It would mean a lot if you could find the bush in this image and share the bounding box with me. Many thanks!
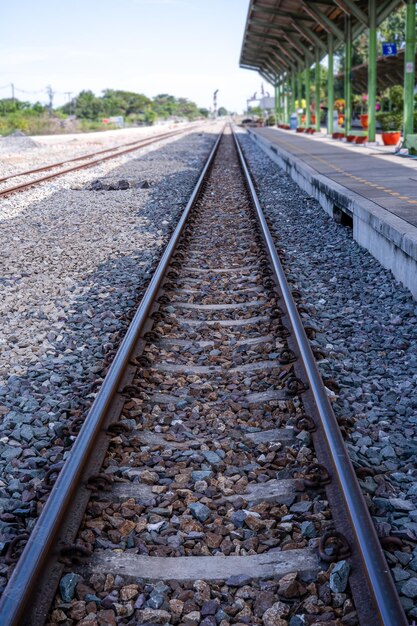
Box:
[376,111,402,132]
[389,85,404,110]
[266,115,276,126]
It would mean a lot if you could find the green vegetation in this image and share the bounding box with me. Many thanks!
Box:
[0,89,209,136]
[337,5,406,71]
[217,107,228,117]
[376,111,403,132]
[246,105,263,117]
[334,5,408,102]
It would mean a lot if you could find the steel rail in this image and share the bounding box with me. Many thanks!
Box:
[0,126,198,198]
[0,130,223,626]
[233,128,407,626]
[0,127,192,184]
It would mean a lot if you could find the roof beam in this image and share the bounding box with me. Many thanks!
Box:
[249,44,292,72]
[247,32,291,45]
[291,21,327,52]
[259,68,276,85]
[241,63,260,70]
[284,31,313,61]
[251,45,291,72]
[332,0,368,26]
[377,0,404,26]
[249,18,298,33]
[264,58,280,76]
[300,1,344,40]
[268,50,291,72]
[252,5,315,23]
[244,43,290,71]
[271,41,299,65]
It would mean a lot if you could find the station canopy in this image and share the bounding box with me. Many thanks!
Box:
[240,0,403,83]
[338,48,417,91]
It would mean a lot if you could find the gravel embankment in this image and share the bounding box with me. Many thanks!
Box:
[0,124,199,181]
[238,131,417,620]
[0,124,196,189]
[0,128,216,592]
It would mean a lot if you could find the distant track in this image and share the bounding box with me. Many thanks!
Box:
[0,125,198,198]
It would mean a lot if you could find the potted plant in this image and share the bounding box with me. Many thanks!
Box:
[376,112,402,145]
[355,134,368,145]
[360,94,368,129]
[334,99,345,127]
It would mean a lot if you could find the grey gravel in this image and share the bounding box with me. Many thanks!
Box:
[329,560,350,593]
[238,129,417,618]
[0,127,217,592]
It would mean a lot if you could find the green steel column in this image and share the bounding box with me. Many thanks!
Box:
[297,69,303,125]
[305,65,311,127]
[276,82,280,124]
[285,77,289,124]
[344,16,352,136]
[327,33,334,135]
[404,0,416,137]
[291,72,296,117]
[368,0,377,142]
[274,83,279,123]
[315,48,321,132]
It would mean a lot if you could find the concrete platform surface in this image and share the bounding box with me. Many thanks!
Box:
[248,127,417,299]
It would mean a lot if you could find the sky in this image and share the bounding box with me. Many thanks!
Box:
[0,0,270,113]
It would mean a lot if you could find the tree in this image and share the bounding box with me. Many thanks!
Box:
[152,94,178,119]
[198,108,210,118]
[379,6,406,46]
[73,90,103,119]
[101,90,151,116]
[217,107,228,116]
[247,105,263,117]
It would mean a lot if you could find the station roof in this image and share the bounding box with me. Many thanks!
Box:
[338,48,413,91]
[240,0,403,84]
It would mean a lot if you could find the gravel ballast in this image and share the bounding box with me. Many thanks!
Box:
[0,127,216,591]
[238,130,417,620]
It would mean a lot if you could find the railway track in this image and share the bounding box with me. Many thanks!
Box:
[0,127,406,626]
[0,125,198,198]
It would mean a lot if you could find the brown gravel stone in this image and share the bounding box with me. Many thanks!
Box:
[277,572,307,598]
[50,609,67,623]
[254,590,275,616]
[262,601,290,625]
[140,469,159,484]
[138,607,171,623]
[170,598,184,615]
[120,584,138,601]
[206,531,223,548]
[97,609,117,626]
[68,600,87,620]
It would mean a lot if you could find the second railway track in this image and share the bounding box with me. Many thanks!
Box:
[0,127,407,626]
[0,125,198,197]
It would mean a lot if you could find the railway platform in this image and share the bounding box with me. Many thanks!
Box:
[247,126,417,299]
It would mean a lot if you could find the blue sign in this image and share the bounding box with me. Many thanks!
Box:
[382,43,397,57]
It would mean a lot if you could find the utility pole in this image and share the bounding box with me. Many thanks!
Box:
[11,83,15,109]
[65,92,73,115]
[213,89,219,118]
[46,85,54,115]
